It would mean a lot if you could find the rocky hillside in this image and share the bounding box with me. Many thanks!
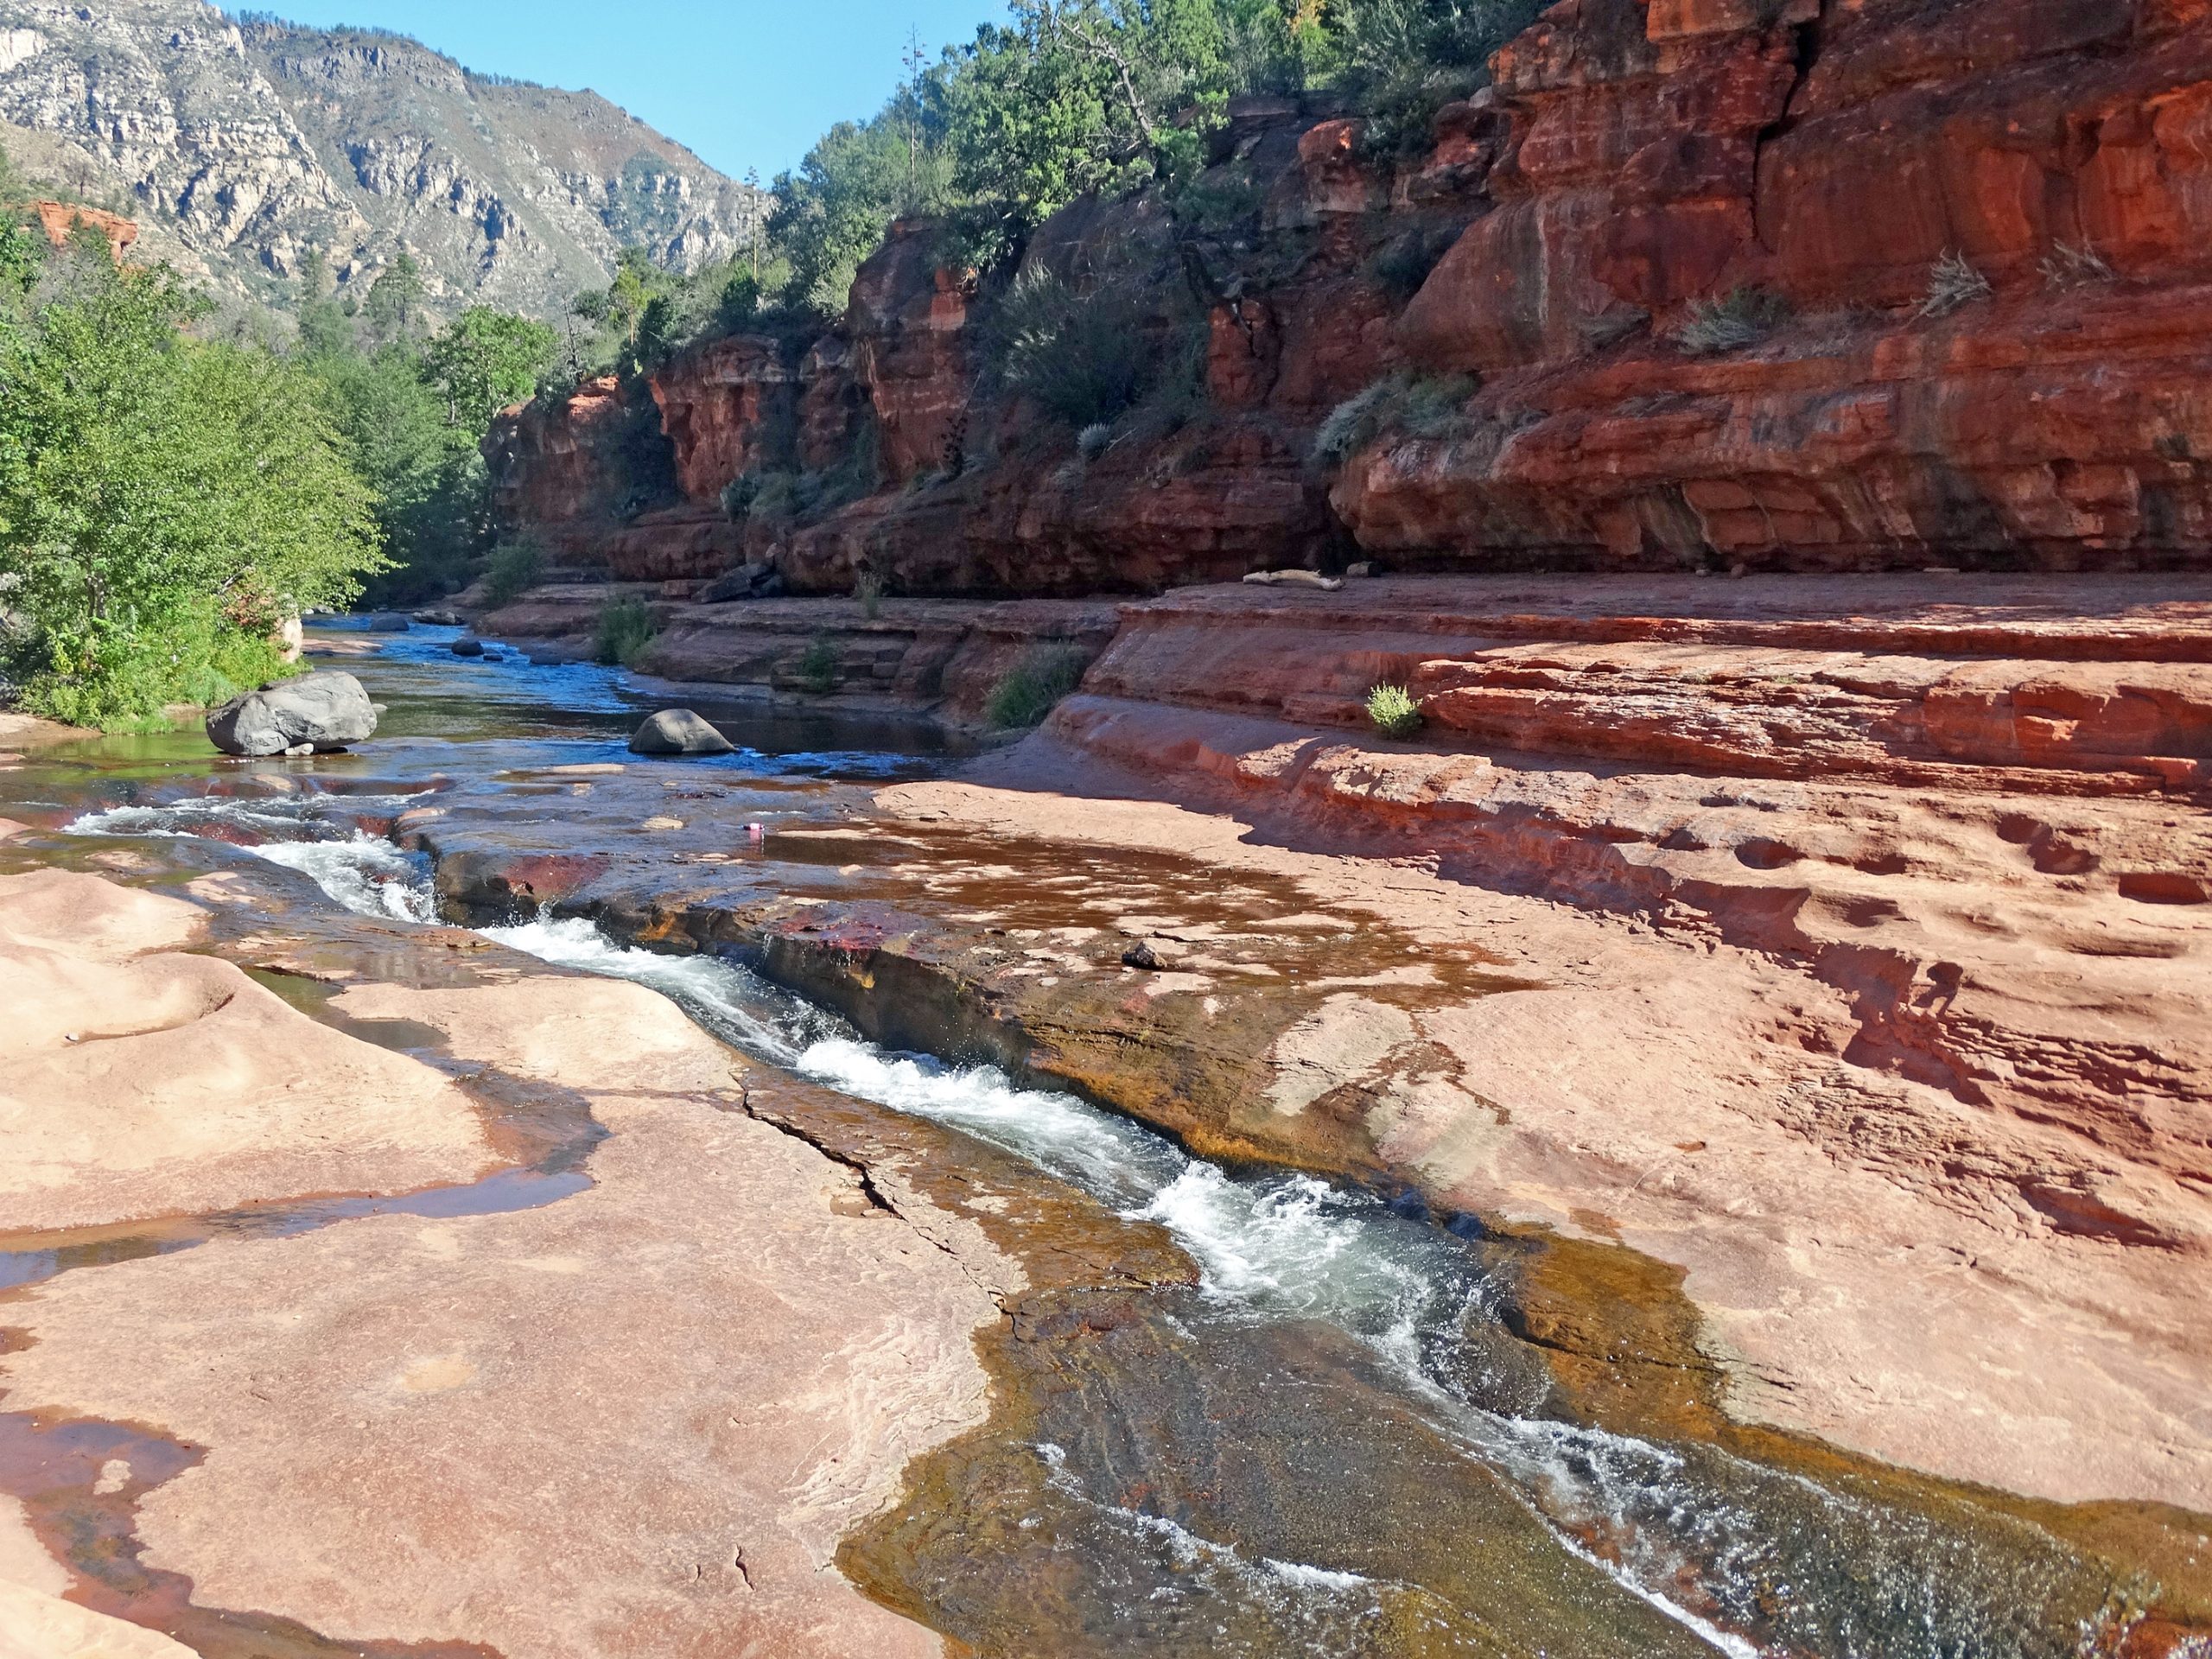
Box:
[0,0,761,320]
[488,0,2212,587]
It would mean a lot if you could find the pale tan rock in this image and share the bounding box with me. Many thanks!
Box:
[0,870,206,959]
[0,873,491,1230]
[0,1581,197,1659]
[0,1496,67,1596]
[2,976,1002,1659]
[880,745,2212,1512]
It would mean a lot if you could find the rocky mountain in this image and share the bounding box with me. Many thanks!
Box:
[0,0,762,321]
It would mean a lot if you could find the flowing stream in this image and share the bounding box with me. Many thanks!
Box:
[30,625,2164,1659]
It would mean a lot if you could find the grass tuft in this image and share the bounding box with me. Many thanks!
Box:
[592,596,656,668]
[795,632,839,694]
[987,645,1090,728]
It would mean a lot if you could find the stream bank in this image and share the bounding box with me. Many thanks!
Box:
[1,621,2208,1656]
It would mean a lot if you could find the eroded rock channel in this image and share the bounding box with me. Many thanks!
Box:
[1,623,2206,1658]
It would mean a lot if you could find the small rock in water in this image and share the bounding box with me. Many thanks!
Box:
[450,637,486,657]
[365,612,413,631]
[1121,936,1190,970]
[628,709,734,756]
[640,816,685,831]
[207,671,378,757]
[413,607,462,626]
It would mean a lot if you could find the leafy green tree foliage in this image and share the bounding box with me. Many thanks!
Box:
[361,252,426,345]
[295,246,354,358]
[767,109,950,320]
[308,344,487,607]
[423,307,559,429]
[0,251,382,727]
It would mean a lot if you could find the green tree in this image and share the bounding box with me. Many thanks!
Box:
[296,247,353,357]
[0,255,383,727]
[361,252,426,345]
[310,344,486,605]
[423,306,557,429]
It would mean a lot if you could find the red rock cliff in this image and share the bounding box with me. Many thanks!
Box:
[488,0,2212,592]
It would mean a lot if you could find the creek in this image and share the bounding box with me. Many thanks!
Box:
[0,623,2170,1659]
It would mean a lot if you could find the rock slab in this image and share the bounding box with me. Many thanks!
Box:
[206,671,378,757]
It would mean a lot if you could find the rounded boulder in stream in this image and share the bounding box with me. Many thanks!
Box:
[628,709,735,756]
[206,671,378,756]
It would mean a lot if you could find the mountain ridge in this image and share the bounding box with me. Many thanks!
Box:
[0,0,762,322]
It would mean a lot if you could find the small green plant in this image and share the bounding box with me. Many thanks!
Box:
[592,595,656,668]
[1673,287,1789,355]
[795,632,839,694]
[1077,421,1115,461]
[720,474,760,520]
[1314,372,1476,467]
[988,269,1202,433]
[854,569,884,620]
[987,644,1090,728]
[1918,251,1993,319]
[1366,683,1424,738]
[480,538,543,607]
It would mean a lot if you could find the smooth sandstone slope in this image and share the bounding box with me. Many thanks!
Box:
[0,869,493,1230]
[1,969,1004,1658]
[878,572,2212,1512]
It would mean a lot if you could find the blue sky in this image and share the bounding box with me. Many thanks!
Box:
[222,1,1004,179]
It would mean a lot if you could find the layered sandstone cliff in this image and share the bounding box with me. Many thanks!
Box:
[486,0,2212,592]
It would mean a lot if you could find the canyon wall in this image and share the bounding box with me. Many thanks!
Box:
[486,0,2212,593]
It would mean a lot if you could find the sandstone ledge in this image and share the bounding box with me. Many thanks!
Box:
[0,890,1007,1656]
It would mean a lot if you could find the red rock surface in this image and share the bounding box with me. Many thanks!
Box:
[482,376,639,563]
[476,587,1120,727]
[888,569,2212,1510]
[486,0,2212,589]
[649,334,798,502]
[31,200,137,261]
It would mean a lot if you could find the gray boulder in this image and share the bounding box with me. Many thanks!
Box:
[413,607,462,626]
[628,709,734,756]
[207,671,378,757]
[697,563,785,604]
[365,612,413,631]
[450,636,486,657]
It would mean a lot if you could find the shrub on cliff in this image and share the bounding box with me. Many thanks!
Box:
[0,248,382,728]
[592,596,656,669]
[1672,287,1790,355]
[480,538,543,608]
[1919,251,1993,320]
[987,644,1090,728]
[1314,372,1476,467]
[1365,683,1423,737]
[990,267,1203,432]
